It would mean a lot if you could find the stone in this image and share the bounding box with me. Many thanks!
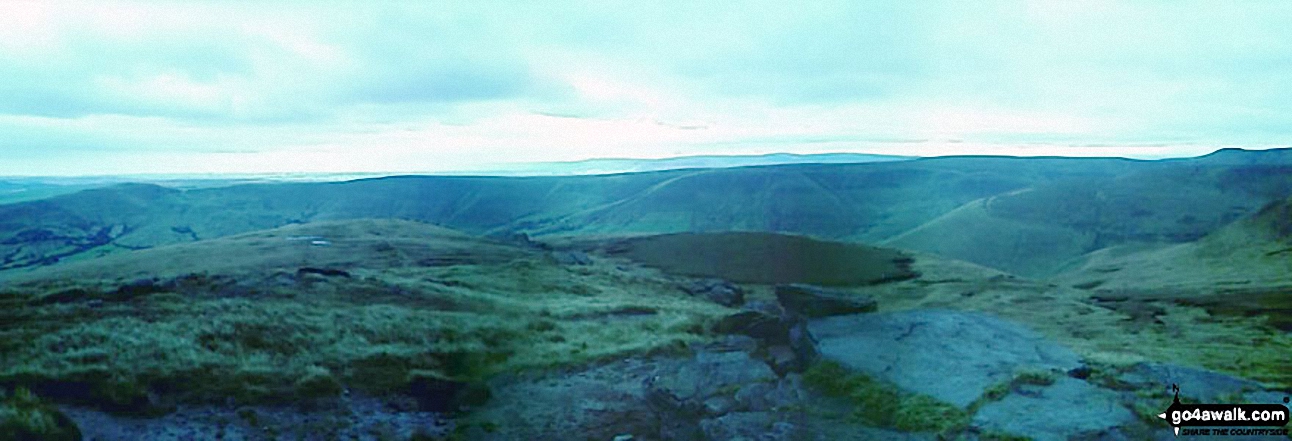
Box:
[552,250,594,266]
[775,284,877,318]
[972,377,1135,441]
[734,382,775,412]
[1115,362,1264,403]
[698,412,784,441]
[786,321,818,368]
[764,345,801,376]
[702,395,736,416]
[708,335,760,353]
[646,351,777,405]
[681,278,745,307]
[808,309,1083,408]
[714,310,789,345]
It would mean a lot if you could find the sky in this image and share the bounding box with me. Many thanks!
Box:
[2,1,1291,175]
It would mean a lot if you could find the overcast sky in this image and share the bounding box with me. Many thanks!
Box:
[2,1,1290,175]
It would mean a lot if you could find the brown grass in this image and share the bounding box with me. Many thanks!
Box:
[597,231,917,286]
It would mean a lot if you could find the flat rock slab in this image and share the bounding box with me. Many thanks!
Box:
[1116,362,1266,403]
[776,283,877,318]
[808,309,1082,408]
[972,377,1135,441]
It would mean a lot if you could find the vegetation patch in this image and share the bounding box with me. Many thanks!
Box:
[804,361,969,434]
[0,387,81,441]
[602,231,918,286]
[0,227,729,413]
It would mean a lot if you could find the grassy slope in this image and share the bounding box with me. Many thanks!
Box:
[1055,198,1292,294]
[524,158,1124,241]
[828,251,1292,389]
[2,150,1290,278]
[883,195,1094,277]
[882,163,1292,276]
[0,220,730,410]
[0,183,94,205]
[575,227,1290,390]
[1052,196,1292,330]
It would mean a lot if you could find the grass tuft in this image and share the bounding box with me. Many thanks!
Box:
[804,361,969,433]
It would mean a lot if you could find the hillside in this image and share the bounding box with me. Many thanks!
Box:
[2,149,1291,278]
[0,220,736,415]
[2,222,1289,439]
[587,231,918,286]
[883,162,1289,276]
[451,152,914,176]
[0,219,529,287]
[1054,196,1292,330]
[1055,195,1292,293]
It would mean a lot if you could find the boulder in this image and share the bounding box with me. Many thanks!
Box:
[775,284,876,318]
[708,335,759,353]
[808,309,1083,408]
[1114,362,1264,403]
[714,301,816,374]
[698,412,797,441]
[645,351,777,408]
[714,310,788,345]
[764,346,801,376]
[681,278,745,307]
[972,377,1135,441]
[552,250,594,266]
[787,321,818,368]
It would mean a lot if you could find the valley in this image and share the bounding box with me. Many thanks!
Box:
[0,149,1289,440]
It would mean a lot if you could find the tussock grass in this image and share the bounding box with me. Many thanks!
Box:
[0,221,731,411]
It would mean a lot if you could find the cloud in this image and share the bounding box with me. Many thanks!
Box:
[0,2,538,123]
[1,0,1291,175]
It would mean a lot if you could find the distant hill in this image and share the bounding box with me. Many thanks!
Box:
[882,159,1290,276]
[1051,195,1292,332]
[450,152,914,176]
[1184,147,1292,165]
[1,148,1290,277]
[0,179,97,205]
[1055,195,1292,293]
[1,218,529,287]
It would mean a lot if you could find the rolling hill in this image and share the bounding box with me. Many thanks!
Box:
[1055,195,1292,294]
[1,148,1290,278]
[2,215,1289,438]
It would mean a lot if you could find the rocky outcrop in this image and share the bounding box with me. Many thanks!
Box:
[971,376,1134,441]
[465,348,816,441]
[712,301,817,375]
[775,284,877,318]
[808,309,1083,408]
[1112,362,1266,403]
[551,250,593,266]
[680,278,744,307]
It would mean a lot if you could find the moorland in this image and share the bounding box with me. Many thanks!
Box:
[0,148,1289,440]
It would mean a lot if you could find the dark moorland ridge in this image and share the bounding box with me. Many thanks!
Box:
[1,147,1290,278]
